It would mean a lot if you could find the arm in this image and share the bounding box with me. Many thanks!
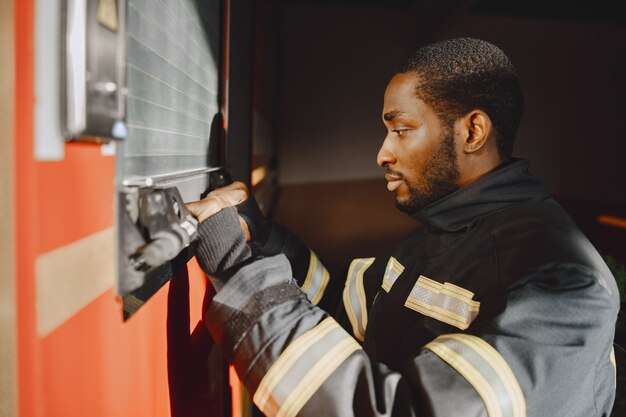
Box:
[194,208,419,416]
[193,208,618,417]
[188,183,336,308]
[235,194,333,307]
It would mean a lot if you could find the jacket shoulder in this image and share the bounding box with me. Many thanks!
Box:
[485,198,616,291]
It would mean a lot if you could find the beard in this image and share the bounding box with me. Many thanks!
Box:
[394,128,460,215]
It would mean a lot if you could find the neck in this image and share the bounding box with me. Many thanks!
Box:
[458,161,505,187]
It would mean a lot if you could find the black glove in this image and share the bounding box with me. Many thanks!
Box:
[235,196,300,259]
[235,195,271,250]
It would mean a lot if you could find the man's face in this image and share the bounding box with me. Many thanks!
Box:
[378,72,460,214]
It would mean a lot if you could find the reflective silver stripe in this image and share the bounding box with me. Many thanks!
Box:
[381,256,405,292]
[405,275,480,330]
[301,249,330,305]
[610,347,616,390]
[425,334,526,417]
[253,317,361,417]
[343,258,375,341]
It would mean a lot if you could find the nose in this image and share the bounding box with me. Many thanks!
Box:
[377,135,396,168]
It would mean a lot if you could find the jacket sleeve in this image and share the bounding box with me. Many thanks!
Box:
[203,254,425,417]
[261,221,332,306]
[235,194,334,308]
[202,253,618,417]
[251,220,390,340]
[416,262,618,417]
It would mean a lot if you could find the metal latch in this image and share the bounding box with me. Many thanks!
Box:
[128,187,198,272]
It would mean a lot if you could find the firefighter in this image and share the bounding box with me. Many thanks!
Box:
[187,38,619,417]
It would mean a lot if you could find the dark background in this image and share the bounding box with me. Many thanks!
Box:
[244,0,626,266]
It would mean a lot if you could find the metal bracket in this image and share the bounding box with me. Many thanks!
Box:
[128,187,198,272]
[117,168,232,320]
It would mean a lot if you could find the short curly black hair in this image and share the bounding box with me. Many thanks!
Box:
[399,38,524,161]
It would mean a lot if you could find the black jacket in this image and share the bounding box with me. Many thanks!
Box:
[197,159,619,417]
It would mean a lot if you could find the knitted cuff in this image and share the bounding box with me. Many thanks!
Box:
[195,207,251,290]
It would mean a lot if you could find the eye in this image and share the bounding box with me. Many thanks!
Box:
[393,129,410,136]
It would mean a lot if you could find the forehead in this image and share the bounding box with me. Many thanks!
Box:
[382,72,426,119]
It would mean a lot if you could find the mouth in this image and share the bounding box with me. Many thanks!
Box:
[385,172,403,192]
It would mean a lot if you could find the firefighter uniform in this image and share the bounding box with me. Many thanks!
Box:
[195,159,619,417]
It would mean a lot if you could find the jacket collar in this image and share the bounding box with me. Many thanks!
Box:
[411,159,551,232]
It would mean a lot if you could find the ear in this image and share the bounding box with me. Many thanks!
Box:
[462,111,492,154]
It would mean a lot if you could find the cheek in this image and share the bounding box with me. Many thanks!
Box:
[398,131,437,181]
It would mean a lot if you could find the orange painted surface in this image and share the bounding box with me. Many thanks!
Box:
[229,367,243,417]
[39,259,208,417]
[40,288,170,417]
[14,1,211,416]
[37,144,115,254]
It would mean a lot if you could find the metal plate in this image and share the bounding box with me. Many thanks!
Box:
[62,0,126,140]
[120,0,221,181]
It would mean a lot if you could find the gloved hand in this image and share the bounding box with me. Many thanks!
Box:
[187,181,251,240]
[186,182,253,290]
[186,181,294,282]
[234,195,272,252]
[187,180,275,251]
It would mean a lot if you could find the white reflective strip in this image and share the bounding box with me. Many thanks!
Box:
[405,275,480,330]
[425,334,526,417]
[381,256,405,292]
[342,258,375,341]
[301,249,330,305]
[254,318,361,417]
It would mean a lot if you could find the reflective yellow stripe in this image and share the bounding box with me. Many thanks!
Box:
[405,300,476,329]
[253,318,361,417]
[427,341,502,417]
[454,334,525,417]
[278,336,360,417]
[254,318,336,410]
[381,256,405,292]
[311,268,329,305]
[301,249,330,305]
[405,275,480,330]
[610,347,616,390]
[342,258,375,341]
[425,334,526,417]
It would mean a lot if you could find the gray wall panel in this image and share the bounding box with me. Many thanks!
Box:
[121,0,220,182]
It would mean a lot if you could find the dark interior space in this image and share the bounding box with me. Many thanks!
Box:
[250,0,626,266]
